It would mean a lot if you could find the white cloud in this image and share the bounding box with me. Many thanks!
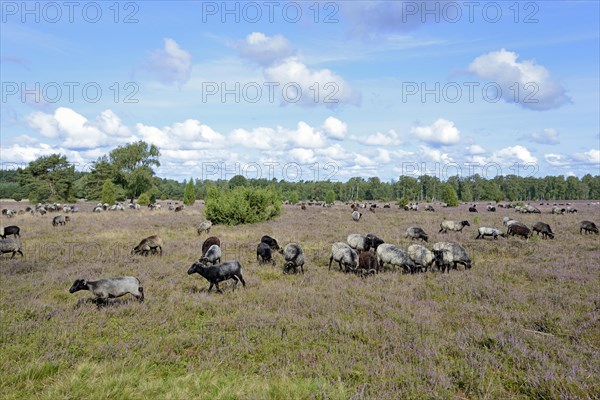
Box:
[530,128,559,145]
[136,119,225,150]
[411,119,460,146]
[264,57,360,107]
[466,144,486,154]
[468,49,570,110]
[544,153,568,167]
[419,145,453,163]
[236,32,295,65]
[353,129,402,146]
[490,145,538,165]
[289,148,316,164]
[574,149,600,165]
[145,38,192,85]
[322,116,347,140]
[26,107,133,149]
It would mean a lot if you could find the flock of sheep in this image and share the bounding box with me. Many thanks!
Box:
[1,200,598,305]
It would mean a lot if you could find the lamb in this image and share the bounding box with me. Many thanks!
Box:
[202,236,221,256]
[476,227,506,240]
[376,243,416,273]
[200,244,222,265]
[131,235,163,256]
[69,276,144,303]
[351,210,362,222]
[187,260,246,293]
[405,226,428,242]
[347,234,371,252]
[407,244,434,272]
[197,220,212,235]
[580,221,598,235]
[432,242,471,273]
[257,242,276,265]
[1,225,20,238]
[328,242,359,273]
[365,233,385,251]
[283,243,305,274]
[507,223,532,240]
[0,238,23,258]
[260,235,281,251]
[532,222,554,239]
[358,251,378,276]
[439,220,470,233]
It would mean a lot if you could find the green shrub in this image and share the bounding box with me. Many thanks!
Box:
[325,190,335,205]
[101,179,116,205]
[137,192,151,206]
[443,184,459,207]
[397,197,409,208]
[205,186,281,225]
[183,179,196,206]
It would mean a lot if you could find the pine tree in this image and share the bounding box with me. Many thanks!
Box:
[443,183,459,207]
[101,179,116,205]
[183,178,196,206]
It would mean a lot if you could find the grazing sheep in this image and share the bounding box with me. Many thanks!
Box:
[551,206,565,215]
[476,227,506,240]
[0,238,23,258]
[358,251,378,276]
[283,243,305,274]
[301,204,306,210]
[352,210,362,222]
[580,221,599,234]
[424,205,435,212]
[376,244,416,273]
[187,260,246,293]
[37,207,47,215]
[486,205,496,212]
[93,206,103,213]
[69,276,144,303]
[502,216,513,226]
[405,227,428,242]
[365,233,385,251]
[132,235,163,256]
[439,220,470,233]
[521,204,541,214]
[202,236,221,256]
[369,205,376,213]
[507,224,532,240]
[52,215,68,226]
[257,242,276,265]
[260,235,281,251]
[469,205,478,213]
[407,244,435,272]
[383,203,391,209]
[432,242,471,273]
[174,205,185,212]
[1,225,20,238]
[347,234,371,252]
[200,244,222,265]
[532,222,554,239]
[329,242,359,273]
[197,220,212,235]
[566,206,578,214]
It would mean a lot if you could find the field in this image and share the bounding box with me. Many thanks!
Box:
[1,200,599,399]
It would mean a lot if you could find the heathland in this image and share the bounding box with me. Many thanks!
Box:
[1,200,598,399]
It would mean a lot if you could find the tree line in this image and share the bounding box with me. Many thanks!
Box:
[1,141,599,204]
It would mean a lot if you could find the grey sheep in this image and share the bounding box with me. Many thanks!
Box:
[202,236,221,256]
[439,220,470,233]
[502,216,513,226]
[532,222,554,239]
[351,210,362,222]
[132,235,163,256]
[580,221,598,234]
[347,234,371,252]
[407,244,434,272]
[432,242,471,273]
[257,242,276,265]
[405,226,429,242]
[197,220,212,235]
[187,260,246,293]
[69,276,144,304]
[376,243,416,273]
[200,244,222,265]
[329,242,359,273]
[283,243,305,274]
[476,227,506,240]
[52,215,69,226]
[0,238,23,258]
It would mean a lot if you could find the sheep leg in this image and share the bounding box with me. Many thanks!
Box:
[237,274,246,287]
[215,282,223,293]
[328,256,333,270]
[231,276,239,291]
[208,282,214,292]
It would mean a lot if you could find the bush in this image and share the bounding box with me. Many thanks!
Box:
[443,184,459,207]
[205,186,281,225]
[137,192,151,206]
[101,179,116,205]
[325,190,335,205]
[183,179,196,206]
[397,197,409,208]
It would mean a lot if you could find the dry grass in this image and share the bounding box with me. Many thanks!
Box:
[1,200,599,399]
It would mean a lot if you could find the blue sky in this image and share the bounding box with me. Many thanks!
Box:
[1,0,599,182]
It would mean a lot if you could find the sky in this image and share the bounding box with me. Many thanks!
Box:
[1,0,599,183]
